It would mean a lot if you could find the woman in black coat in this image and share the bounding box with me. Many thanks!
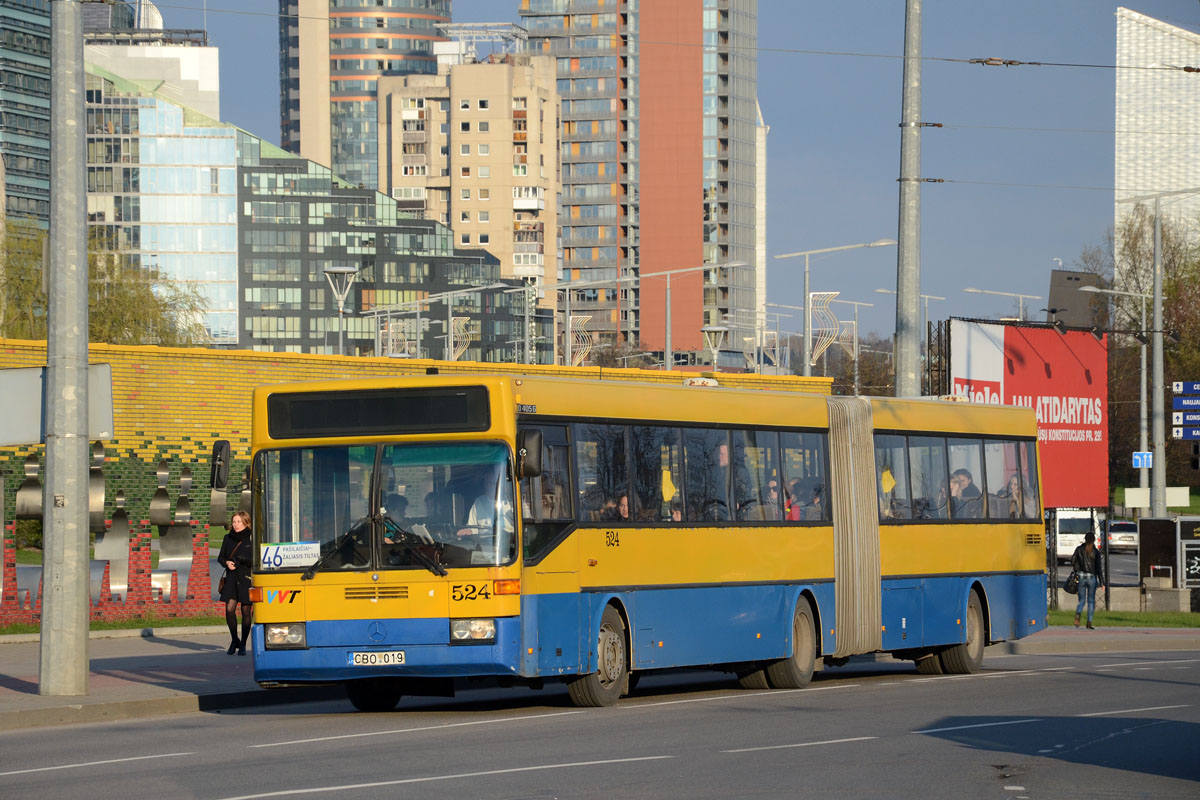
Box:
[217,510,253,655]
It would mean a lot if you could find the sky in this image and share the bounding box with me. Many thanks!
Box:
[158,0,1200,339]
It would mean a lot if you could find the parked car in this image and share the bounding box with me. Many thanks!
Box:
[1106,520,1139,553]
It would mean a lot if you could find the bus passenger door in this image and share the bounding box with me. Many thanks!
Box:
[518,424,582,675]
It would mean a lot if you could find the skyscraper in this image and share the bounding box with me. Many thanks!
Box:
[0,0,51,225]
[520,0,760,366]
[1115,7,1200,285]
[279,0,450,190]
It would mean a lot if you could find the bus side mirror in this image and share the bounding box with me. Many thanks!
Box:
[210,440,231,490]
[516,429,542,479]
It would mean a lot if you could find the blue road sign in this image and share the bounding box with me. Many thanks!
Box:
[1174,397,1200,410]
[1172,427,1200,440]
[1174,411,1200,426]
[1132,451,1153,469]
[1172,381,1200,394]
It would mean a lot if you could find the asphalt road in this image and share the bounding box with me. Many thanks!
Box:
[1,650,1196,799]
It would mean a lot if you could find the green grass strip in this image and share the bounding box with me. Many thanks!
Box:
[1048,609,1200,628]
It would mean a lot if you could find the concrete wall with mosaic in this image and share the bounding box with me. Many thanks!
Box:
[0,337,832,623]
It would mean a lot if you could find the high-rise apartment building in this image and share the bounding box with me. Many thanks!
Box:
[520,0,760,366]
[1115,7,1200,286]
[376,50,559,293]
[279,0,450,190]
[0,0,51,225]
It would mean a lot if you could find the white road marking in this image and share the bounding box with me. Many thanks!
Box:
[1094,658,1200,668]
[250,711,584,748]
[0,752,194,777]
[219,755,674,799]
[1003,786,1026,792]
[630,684,858,708]
[1077,704,1190,718]
[913,719,1041,734]
[723,736,877,753]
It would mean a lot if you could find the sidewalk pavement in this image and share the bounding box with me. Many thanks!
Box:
[1,625,1198,732]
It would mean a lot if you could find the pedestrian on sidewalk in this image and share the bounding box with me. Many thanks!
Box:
[1071,531,1105,630]
[218,510,254,655]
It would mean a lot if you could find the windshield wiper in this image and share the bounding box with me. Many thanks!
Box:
[301,515,370,581]
[380,514,447,576]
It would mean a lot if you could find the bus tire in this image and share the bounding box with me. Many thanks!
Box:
[736,666,771,690]
[345,677,403,712]
[766,597,816,689]
[915,652,944,674]
[567,605,628,707]
[939,591,985,674]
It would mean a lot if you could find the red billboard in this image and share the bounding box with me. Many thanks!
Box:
[950,319,1109,508]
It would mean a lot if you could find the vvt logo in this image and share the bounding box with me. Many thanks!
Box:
[266,589,300,604]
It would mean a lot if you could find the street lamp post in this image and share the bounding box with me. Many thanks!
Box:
[962,287,1042,321]
[643,261,748,370]
[324,265,359,356]
[774,239,896,377]
[363,283,507,359]
[1080,285,1150,492]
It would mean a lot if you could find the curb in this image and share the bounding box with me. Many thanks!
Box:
[0,626,228,646]
[0,684,345,733]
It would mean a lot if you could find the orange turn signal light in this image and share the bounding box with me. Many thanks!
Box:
[494,579,521,595]
[248,587,263,603]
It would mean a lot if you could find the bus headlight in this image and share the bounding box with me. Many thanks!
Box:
[450,618,495,643]
[264,622,307,649]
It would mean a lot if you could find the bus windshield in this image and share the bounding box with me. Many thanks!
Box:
[256,442,517,572]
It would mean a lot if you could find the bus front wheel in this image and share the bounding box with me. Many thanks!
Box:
[766,597,816,689]
[345,677,403,712]
[567,605,628,707]
[939,592,985,674]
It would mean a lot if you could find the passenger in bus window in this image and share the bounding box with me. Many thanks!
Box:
[763,480,782,520]
[950,469,983,519]
[805,482,826,521]
[604,494,630,522]
[669,498,683,522]
[786,478,805,521]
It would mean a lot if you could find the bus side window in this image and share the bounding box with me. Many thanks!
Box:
[874,434,910,521]
[781,431,829,522]
[631,425,684,522]
[908,436,949,520]
[1020,440,1041,517]
[574,423,629,523]
[521,426,575,562]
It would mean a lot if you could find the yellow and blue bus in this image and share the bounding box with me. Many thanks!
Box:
[227,373,1046,710]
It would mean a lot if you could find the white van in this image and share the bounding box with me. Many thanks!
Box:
[1054,508,1103,564]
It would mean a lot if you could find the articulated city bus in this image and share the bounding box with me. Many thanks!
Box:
[217,373,1046,710]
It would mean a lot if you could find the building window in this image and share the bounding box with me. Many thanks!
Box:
[460,144,470,156]
[479,121,489,133]
[461,167,471,177]
[479,210,490,223]
[479,188,490,200]
[460,233,470,244]
[459,99,470,110]
[480,233,490,244]
[460,211,470,222]
[478,99,489,110]
[513,164,527,176]
[460,121,470,133]
[461,188,471,200]
[479,166,490,179]
[478,143,490,156]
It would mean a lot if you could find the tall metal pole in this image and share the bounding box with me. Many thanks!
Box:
[895,0,923,397]
[853,306,861,396]
[42,0,90,696]
[337,300,344,356]
[523,282,532,364]
[1139,297,1148,491]
[415,302,421,359]
[564,287,572,367]
[446,299,454,361]
[665,275,673,370]
[1151,197,1166,517]
[802,254,812,377]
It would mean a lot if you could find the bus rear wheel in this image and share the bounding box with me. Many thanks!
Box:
[766,597,816,689]
[345,677,403,712]
[939,592,985,674]
[567,605,628,707]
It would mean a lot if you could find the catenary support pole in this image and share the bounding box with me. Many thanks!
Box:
[894,0,923,397]
[42,0,90,696]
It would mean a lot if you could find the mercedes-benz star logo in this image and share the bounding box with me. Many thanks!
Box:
[367,621,386,642]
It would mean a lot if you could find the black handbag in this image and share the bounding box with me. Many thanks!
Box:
[1064,570,1079,595]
